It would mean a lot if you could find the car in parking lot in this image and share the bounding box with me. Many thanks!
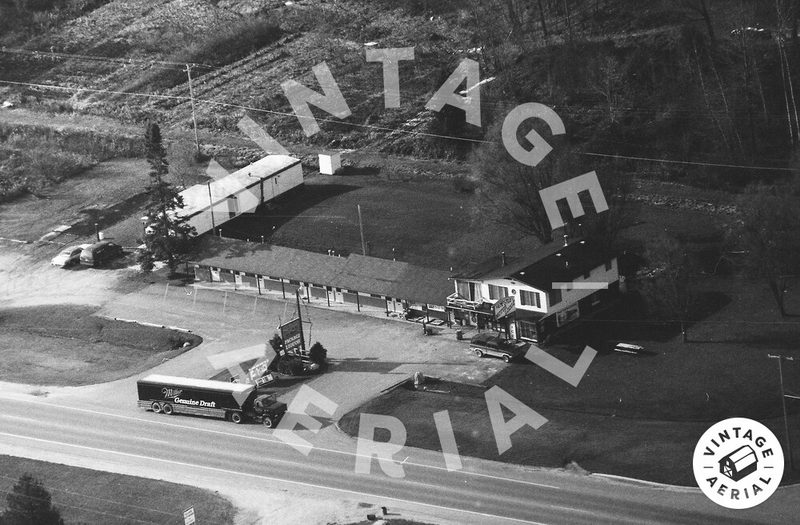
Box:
[50,244,91,267]
[79,241,124,267]
[469,333,528,363]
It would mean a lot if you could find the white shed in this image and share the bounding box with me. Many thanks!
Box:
[319,152,342,175]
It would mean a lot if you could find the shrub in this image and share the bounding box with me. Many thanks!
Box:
[268,333,284,353]
[309,341,327,367]
[277,355,304,376]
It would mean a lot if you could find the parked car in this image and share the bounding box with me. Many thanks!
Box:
[469,333,528,363]
[50,244,91,267]
[79,241,124,267]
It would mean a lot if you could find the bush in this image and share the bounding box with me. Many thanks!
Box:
[277,355,304,376]
[268,333,284,353]
[309,341,327,367]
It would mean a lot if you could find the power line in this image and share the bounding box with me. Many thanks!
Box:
[0,46,215,70]
[582,151,796,172]
[0,78,796,172]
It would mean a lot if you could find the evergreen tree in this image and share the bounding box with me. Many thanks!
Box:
[143,122,195,275]
[0,474,64,525]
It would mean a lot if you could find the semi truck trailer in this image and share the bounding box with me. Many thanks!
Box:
[137,374,287,427]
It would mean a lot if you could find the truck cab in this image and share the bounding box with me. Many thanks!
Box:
[251,393,287,428]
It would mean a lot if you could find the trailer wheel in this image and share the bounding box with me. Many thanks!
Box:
[474,349,483,358]
[151,402,162,413]
[262,416,274,428]
[161,403,174,415]
[503,354,511,363]
[230,412,243,424]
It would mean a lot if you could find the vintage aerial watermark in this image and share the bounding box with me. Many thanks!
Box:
[693,418,784,509]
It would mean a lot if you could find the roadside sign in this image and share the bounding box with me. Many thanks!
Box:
[255,373,275,387]
[248,359,271,382]
[493,296,516,319]
[280,317,304,355]
[183,507,195,525]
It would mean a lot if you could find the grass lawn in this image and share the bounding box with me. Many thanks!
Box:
[0,305,201,385]
[339,279,800,486]
[218,173,542,272]
[0,455,235,525]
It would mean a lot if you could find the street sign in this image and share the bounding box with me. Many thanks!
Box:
[280,317,304,355]
[183,507,196,525]
[493,295,516,319]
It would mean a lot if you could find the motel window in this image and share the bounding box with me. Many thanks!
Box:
[550,288,562,305]
[488,284,509,300]
[520,290,541,308]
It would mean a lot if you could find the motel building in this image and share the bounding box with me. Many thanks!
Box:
[446,238,620,343]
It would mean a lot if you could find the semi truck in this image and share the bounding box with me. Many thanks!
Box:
[137,374,287,427]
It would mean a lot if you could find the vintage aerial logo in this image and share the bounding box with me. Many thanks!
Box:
[693,417,784,509]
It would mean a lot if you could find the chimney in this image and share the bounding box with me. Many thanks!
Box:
[500,251,506,266]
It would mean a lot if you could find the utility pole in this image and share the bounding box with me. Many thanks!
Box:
[768,353,796,470]
[186,63,200,156]
[357,204,366,256]
[207,181,216,235]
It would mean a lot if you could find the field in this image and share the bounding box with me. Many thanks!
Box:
[0,305,200,386]
[339,279,800,486]
[0,455,235,525]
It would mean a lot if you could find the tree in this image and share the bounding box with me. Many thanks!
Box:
[640,236,699,343]
[471,118,631,250]
[470,119,573,244]
[143,122,195,275]
[136,248,155,273]
[0,474,63,525]
[676,0,715,42]
[735,182,800,316]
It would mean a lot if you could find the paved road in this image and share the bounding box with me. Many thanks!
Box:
[0,391,793,525]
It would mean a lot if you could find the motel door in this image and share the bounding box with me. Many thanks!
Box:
[334,288,344,303]
[210,268,221,282]
[234,273,243,287]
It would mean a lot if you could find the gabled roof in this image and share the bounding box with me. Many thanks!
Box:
[454,238,614,292]
[195,241,453,306]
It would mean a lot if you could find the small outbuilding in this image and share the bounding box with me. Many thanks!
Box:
[318,152,342,175]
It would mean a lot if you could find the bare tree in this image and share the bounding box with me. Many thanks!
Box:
[735,181,800,316]
[640,236,700,343]
[677,0,716,41]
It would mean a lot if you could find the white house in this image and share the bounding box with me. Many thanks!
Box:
[177,155,303,236]
[446,238,619,342]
